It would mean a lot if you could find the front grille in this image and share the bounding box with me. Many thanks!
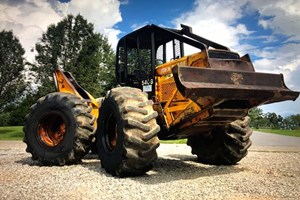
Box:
[160,82,176,102]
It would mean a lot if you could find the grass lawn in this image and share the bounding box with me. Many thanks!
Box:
[1,126,299,141]
[160,139,187,144]
[0,126,23,140]
[0,126,188,143]
[255,129,300,137]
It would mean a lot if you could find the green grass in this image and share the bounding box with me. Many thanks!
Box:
[160,139,187,144]
[0,126,188,143]
[1,126,299,141]
[255,129,300,137]
[0,126,23,140]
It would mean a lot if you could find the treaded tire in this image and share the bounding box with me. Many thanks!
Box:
[23,92,96,166]
[187,116,252,165]
[96,87,160,177]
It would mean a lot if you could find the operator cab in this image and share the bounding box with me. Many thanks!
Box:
[115,24,231,97]
[115,26,156,95]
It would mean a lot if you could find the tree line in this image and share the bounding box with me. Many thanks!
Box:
[249,107,300,130]
[0,14,116,126]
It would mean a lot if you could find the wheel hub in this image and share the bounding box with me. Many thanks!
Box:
[38,113,66,147]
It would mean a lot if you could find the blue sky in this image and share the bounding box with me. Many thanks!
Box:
[1,0,299,116]
[117,0,195,35]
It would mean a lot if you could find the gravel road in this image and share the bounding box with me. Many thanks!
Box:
[1,134,300,200]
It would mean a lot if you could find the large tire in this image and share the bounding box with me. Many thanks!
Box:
[187,116,252,165]
[96,87,160,177]
[23,92,96,165]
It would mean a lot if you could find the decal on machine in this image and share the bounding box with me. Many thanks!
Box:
[142,79,153,92]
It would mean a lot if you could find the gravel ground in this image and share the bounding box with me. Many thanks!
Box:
[0,141,300,200]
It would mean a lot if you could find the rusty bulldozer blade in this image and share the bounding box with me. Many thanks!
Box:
[173,65,299,109]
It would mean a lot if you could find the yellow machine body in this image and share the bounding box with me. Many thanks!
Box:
[155,52,208,130]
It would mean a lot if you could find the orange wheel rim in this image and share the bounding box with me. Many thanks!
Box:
[38,113,67,147]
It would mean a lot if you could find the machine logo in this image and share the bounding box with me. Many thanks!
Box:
[231,73,243,85]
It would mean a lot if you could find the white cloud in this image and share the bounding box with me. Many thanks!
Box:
[59,0,121,30]
[172,0,250,50]
[258,19,269,29]
[0,0,122,62]
[59,0,122,49]
[253,43,300,90]
[0,0,62,61]
[103,28,122,50]
[247,0,300,115]
[249,0,300,40]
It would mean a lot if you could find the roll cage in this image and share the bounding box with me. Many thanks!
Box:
[115,24,230,96]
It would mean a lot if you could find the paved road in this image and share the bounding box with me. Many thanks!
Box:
[250,131,300,152]
[251,131,300,146]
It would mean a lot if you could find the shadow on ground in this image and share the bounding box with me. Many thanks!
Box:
[83,153,246,183]
[133,154,247,184]
[16,153,247,183]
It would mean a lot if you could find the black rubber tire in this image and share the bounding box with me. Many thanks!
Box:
[187,116,252,165]
[23,92,96,165]
[96,87,160,177]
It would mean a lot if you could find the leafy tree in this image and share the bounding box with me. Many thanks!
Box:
[264,112,280,129]
[248,107,264,128]
[0,30,27,112]
[277,115,283,128]
[2,92,37,126]
[262,112,284,129]
[291,114,300,129]
[281,118,291,130]
[33,14,116,97]
[285,114,300,130]
[249,107,300,130]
